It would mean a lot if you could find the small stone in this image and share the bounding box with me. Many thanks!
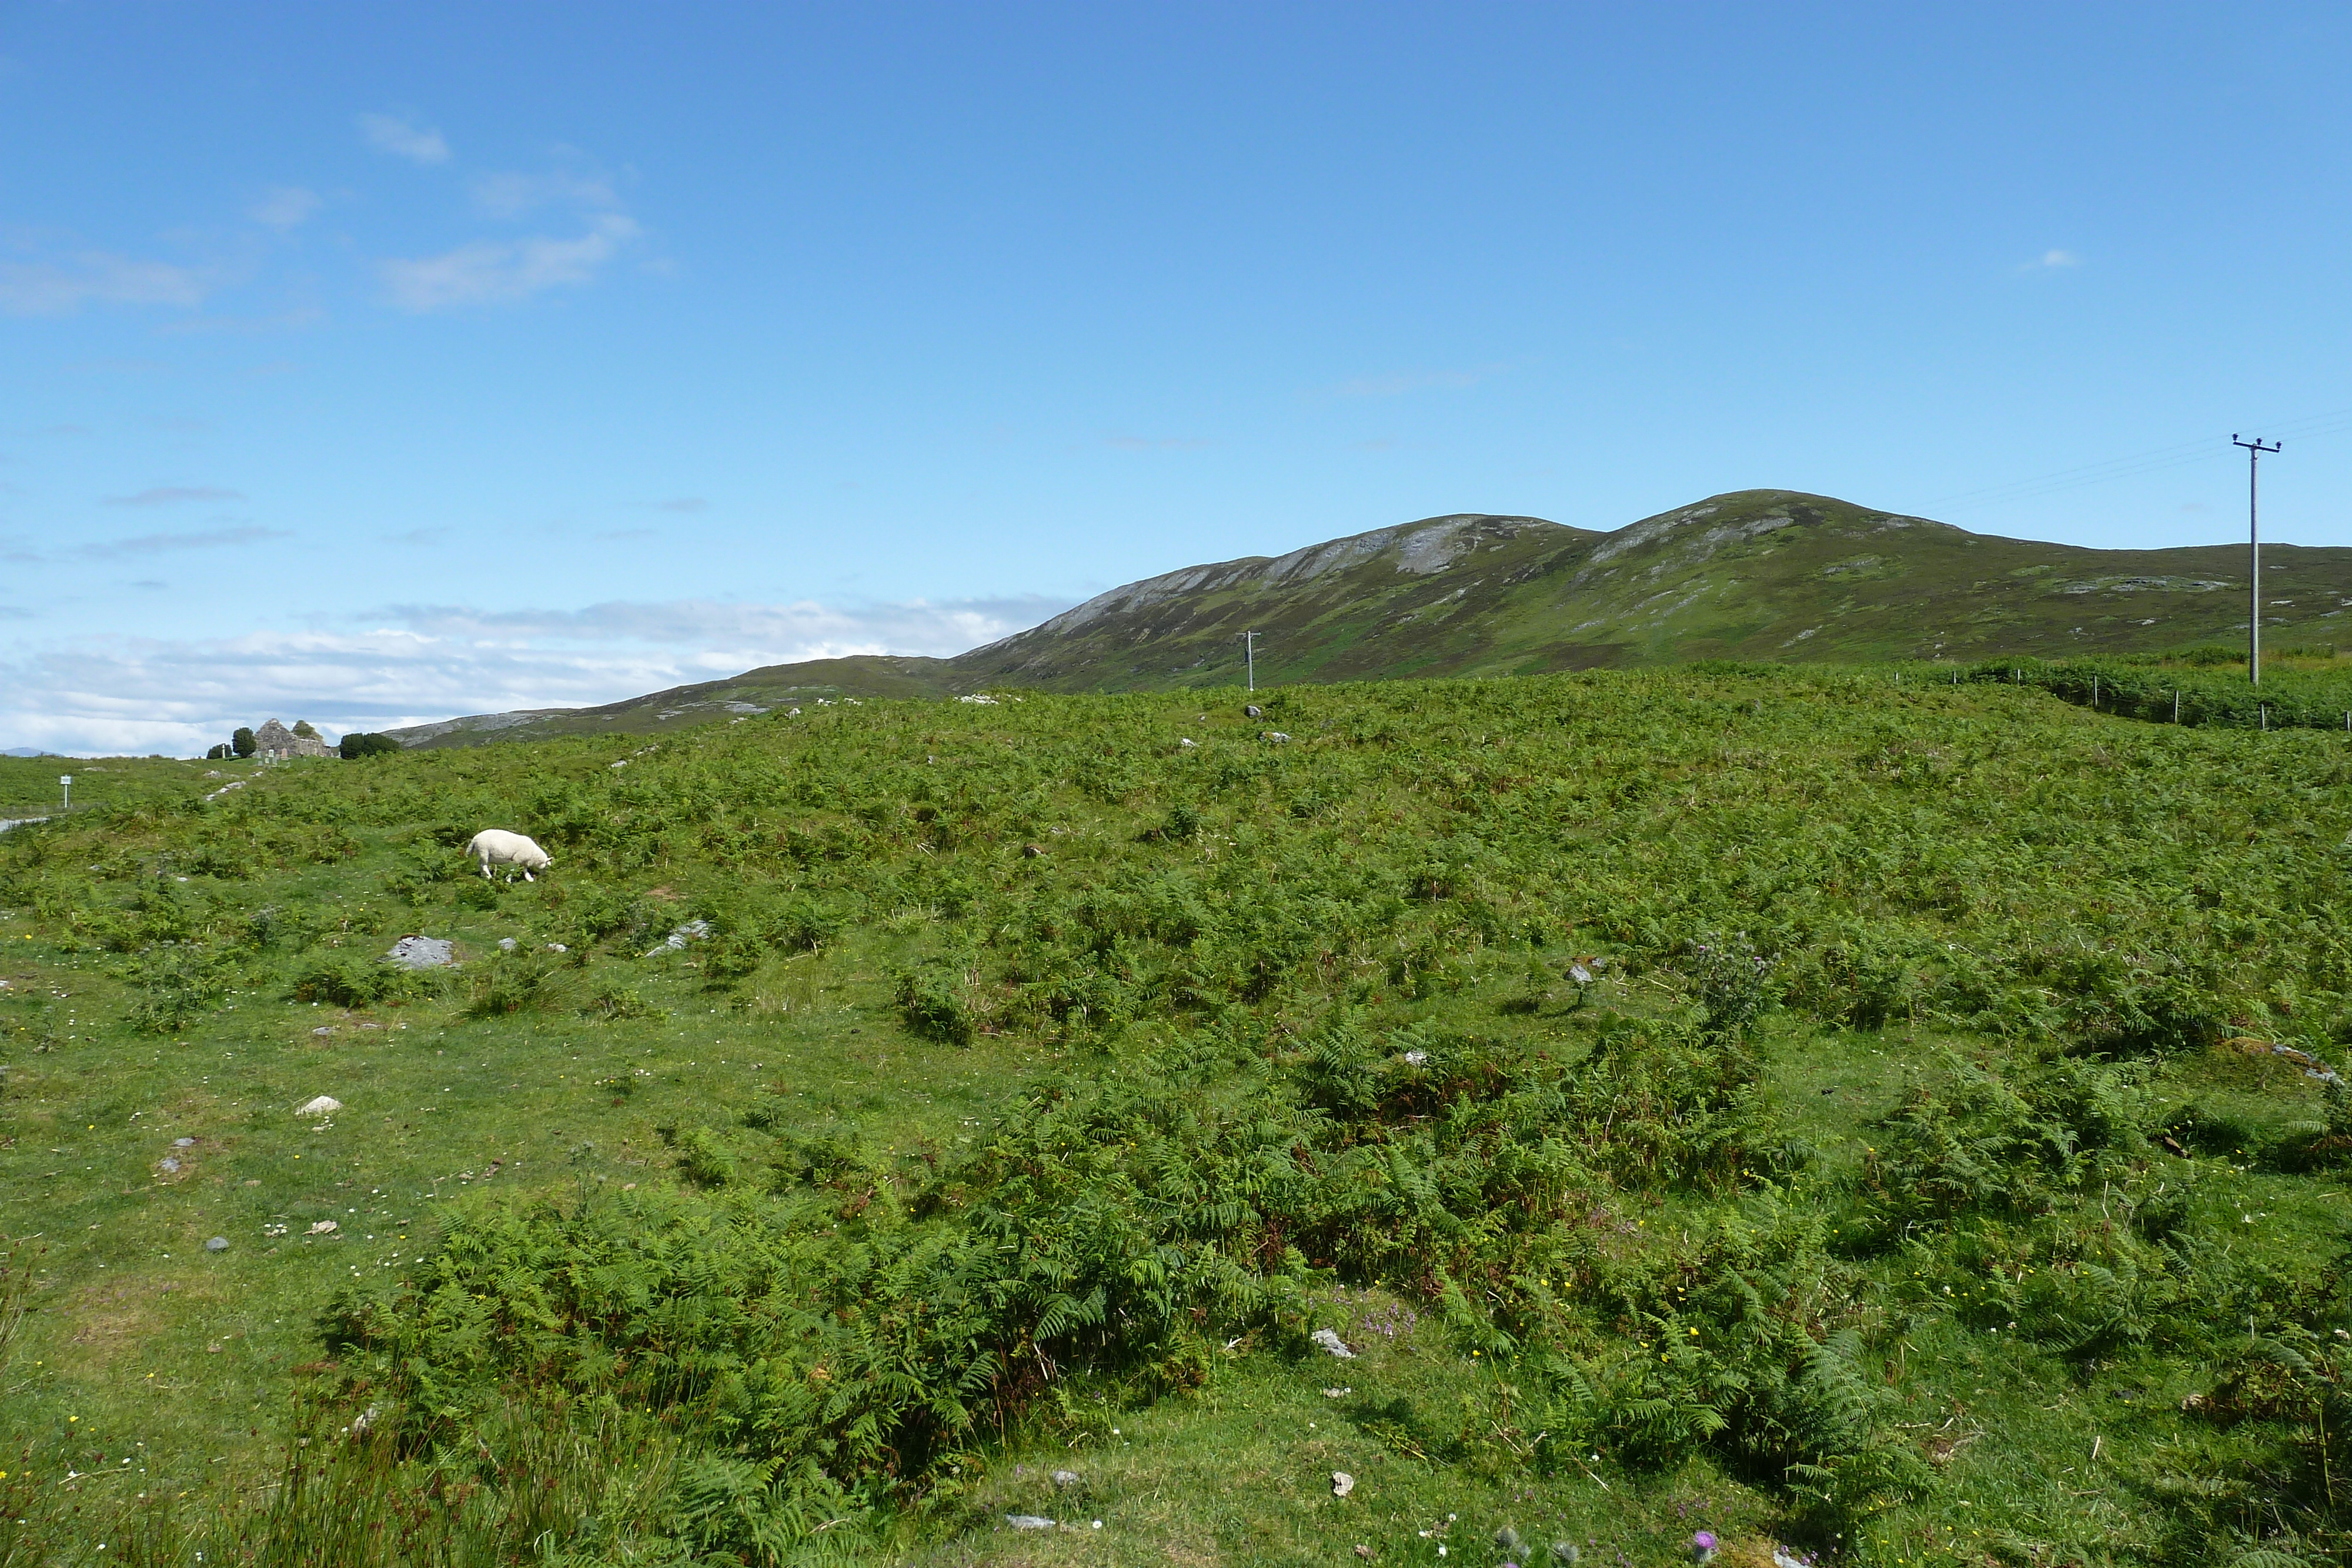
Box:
[386,935,456,970]
[156,1157,179,1174]
[1245,704,1262,718]
[306,1219,337,1236]
[1322,1386,1351,1397]
[205,1236,228,1253]
[1005,1514,1055,1531]
[173,1137,195,1148]
[1401,1049,1429,1066]
[1332,1471,1355,1498]
[205,1343,222,1353]
[1356,1547,1373,1561]
[646,918,711,955]
[311,1025,335,1037]
[497,937,517,952]
[1051,1470,1080,1487]
[1311,1328,1356,1359]
[295,1096,341,1118]
[546,943,567,953]
[1023,843,1047,858]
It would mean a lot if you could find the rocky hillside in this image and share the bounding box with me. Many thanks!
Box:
[384,490,2352,746]
[958,490,2352,688]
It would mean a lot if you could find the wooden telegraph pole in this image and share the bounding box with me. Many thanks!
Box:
[2233,434,2281,685]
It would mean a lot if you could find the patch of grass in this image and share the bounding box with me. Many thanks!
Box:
[2,667,2349,1563]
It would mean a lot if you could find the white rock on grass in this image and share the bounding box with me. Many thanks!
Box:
[644,918,711,956]
[1311,1328,1356,1358]
[1332,1472,1355,1498]
[295,1096,342,1118]
[386,935,456,969]
[1004,1514,1055,1530]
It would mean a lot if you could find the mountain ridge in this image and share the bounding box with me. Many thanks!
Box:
[384,490,2352,748]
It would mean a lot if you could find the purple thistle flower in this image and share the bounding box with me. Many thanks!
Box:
[1692,1533,1718,1564]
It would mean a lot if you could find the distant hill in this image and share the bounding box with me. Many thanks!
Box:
[385,490,2352,748]
[382,657,972,750]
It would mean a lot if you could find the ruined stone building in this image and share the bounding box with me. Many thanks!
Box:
[252,719,332,760]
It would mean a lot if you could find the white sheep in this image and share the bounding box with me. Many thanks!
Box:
[466,828,552,882]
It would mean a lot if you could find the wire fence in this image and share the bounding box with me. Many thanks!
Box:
[1956,655,2352,733]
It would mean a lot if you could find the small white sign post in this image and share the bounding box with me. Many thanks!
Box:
[59,775,72,810]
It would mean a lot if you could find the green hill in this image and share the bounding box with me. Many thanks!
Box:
[388,490,2351,746]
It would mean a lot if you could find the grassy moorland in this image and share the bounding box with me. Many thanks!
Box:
[1,668,2348,1567]
[1960,648,2352,733]
[0,756,241,823]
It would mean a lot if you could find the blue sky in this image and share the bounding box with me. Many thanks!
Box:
[5,3,2350,754]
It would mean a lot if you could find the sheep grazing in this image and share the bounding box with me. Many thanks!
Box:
[466,828,552,882]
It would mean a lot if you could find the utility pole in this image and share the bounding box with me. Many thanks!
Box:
[2234,434,2281,685]
[1244,630,1257,693]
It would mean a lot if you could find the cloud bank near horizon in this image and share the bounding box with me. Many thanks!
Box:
[0,592,1071,757]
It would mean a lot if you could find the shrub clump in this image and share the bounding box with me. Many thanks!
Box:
[462,948,569,1017]
[290,952,423,1009]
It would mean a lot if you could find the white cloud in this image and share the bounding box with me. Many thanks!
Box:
[76,525,288,558]
[0,594,1072,757]
[0,248,210,316]
[8,521,288,564]
[377,213,640,310]
[250,186,322,229]
[103,486,245,507]
[359,113,450,165]
[372,594,1064,656]
[2024,249,2081,270]
[469,169,620,219]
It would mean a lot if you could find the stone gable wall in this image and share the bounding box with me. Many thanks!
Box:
[253,719,333,760]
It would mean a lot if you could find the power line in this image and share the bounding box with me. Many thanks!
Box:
[1926,407,2352,514]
